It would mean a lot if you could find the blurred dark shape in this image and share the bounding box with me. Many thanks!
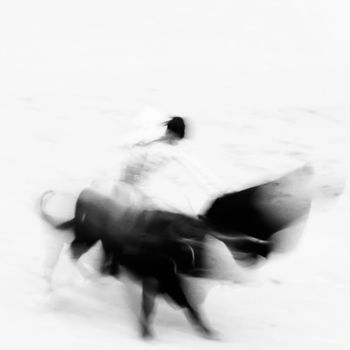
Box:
[40,165,313,339]
[203,165,313,253]
[163,116,187,139]
[41,189,215,338]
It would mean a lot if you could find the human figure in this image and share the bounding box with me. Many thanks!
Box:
[115,116,224,215]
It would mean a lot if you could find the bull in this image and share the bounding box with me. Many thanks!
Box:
[39,165,312,338]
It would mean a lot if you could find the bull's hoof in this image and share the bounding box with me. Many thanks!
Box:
[197,324,220,340]
[140,325,154,339]
[201,328,220,341]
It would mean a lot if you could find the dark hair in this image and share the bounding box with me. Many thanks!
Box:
[164,116,186,139]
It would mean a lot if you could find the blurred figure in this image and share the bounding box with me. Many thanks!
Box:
[119,116,187,184]
[99,116,224,215]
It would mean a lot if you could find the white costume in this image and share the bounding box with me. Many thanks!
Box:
[114,139,224,215]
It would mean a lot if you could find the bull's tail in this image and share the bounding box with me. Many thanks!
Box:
[39,190,75,230]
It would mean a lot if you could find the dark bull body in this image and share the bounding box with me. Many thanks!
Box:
[40,166,312,338]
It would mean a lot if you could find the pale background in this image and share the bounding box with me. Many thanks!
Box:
[0,1,349,349]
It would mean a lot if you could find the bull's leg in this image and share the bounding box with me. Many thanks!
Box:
[100,242,120,276]
[69,238,98,279]
[42,241,68,292]
[160,264,215,338]
[140,277,158,338]
[42,230,72,293]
